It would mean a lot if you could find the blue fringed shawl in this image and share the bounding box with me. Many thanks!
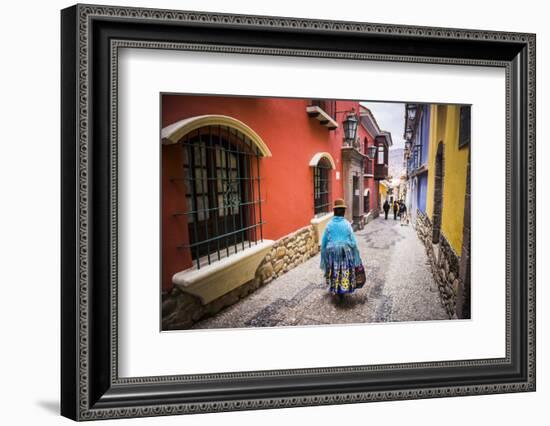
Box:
[320,216,362,271]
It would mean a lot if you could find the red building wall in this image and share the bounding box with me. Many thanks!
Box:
[361,126,379,212]
[161,95,362,292]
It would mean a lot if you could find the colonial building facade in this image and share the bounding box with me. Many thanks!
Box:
[161,96,391,329]
[404,103,431,226]
[360,107,393,222]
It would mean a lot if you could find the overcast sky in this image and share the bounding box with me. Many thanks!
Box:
[360,102,406,150]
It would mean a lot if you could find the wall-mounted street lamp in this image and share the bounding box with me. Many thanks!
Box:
[342,110,358,147]
[406,104,418,121]
[367,145,378,159]
[405,127,413,141]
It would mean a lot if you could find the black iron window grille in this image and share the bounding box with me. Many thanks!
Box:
[174,125,264,269]
[313,158,332,216]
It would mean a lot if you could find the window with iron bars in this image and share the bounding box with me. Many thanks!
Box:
[176,125,264,269]
[313,158,332,216]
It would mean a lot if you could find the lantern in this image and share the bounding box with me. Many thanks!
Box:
[343,112,358,146]
[367,145,377,159]
[406,104,417,121]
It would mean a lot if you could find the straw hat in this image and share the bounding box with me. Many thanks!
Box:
[333,198,347,210]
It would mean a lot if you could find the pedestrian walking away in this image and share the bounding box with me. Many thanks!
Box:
[383,199,390,220]
[320,199,366,301]
[393,200,398,220]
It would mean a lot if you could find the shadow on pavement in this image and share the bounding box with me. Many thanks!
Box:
[324,292,369,309]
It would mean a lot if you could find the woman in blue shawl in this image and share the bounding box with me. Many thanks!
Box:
[320,198,364,298]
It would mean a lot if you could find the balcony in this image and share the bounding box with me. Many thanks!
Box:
[306,99,338,130]
[374,163,388,180]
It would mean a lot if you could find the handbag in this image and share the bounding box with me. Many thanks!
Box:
[355,264,366,288]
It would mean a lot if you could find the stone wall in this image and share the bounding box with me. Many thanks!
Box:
[257,225,319,285]
[162,224,319,330]
[415,210,461,319]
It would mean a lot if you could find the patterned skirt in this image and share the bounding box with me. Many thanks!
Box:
[324,244,361,294]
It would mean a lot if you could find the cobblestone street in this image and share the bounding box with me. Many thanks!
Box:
[192,216,449,330]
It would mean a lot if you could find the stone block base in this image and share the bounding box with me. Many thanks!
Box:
[416,210,462,319]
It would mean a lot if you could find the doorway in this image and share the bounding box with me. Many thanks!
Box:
[352,175,360,218]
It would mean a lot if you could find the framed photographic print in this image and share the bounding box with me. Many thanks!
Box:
[61,3,536,421]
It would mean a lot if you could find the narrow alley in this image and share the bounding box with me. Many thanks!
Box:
[192,216,448,330]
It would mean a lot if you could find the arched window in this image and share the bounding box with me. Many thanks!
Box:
[175,124,267,268]
[309,153,336,216]
[313,157,332,215]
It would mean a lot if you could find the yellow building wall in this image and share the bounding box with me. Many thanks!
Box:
[425,105,469,255]
[379,184,388,204]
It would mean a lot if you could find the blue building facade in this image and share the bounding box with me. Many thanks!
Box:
[416,105,430,213]
[404,104,431,225]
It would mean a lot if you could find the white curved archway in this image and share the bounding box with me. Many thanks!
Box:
[308,152,336,169]
[161,114,272,157]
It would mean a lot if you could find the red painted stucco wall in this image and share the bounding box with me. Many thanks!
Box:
[161,95,366,292]
[361,125,379,212]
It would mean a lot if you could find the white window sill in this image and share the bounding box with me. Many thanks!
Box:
[172,240,275,305]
